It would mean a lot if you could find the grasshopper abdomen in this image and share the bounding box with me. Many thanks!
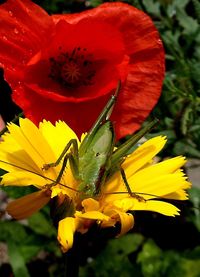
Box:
[78,121,115,197]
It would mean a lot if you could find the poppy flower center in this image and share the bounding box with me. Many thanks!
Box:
[49,47,96,88]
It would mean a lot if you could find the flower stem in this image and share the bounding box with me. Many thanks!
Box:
[64,234,80,277]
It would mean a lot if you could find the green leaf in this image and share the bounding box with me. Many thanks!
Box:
[105,233,144,256]
[142,0,160,15]
[87,0,102,7]
[138,239,200,277]
[184,246,200,260]
[2,186,36,198]
[181,257,200,277]
[20,245,42,263]
[7,241,30,277]
[181,106,193,135]
[188,187,200,231]
[192,0,200,23]
[80,233,144,277]
[176,8,199,35]
[0,221,27,243]
[167,0,190,18]
[174,140,200,158]
[28,212,56,237]
[137,239,164,276]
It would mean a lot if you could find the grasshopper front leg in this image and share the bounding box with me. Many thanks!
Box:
[44,152,80,189]
[120,167,145,202]
[42,139,79,170]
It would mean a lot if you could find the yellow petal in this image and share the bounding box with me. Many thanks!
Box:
[7,119,56,169]
[75,211,110,221]
[0,130,21,152]
[165,186,191,200]
[80,133,87,142]
[129,159,187,190]
[39,120,79,159]
[1,171,50,188]
[101,170,190,204]
[132,199,180,216]
[114,210,134,236]
[1,119,80,190]
[6,190,51,220]
[82,198,100,212]
[128,171,189,199]
[113,198,135,212]
[122,136,167,178]
[100,203,134,235]
[101,218,116,228]
[58,217,80,252]
[51,187,69,198]
[132,156,186,179]
[0,134,41,173]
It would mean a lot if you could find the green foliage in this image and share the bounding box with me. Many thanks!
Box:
[28,212,56,238]
[7,241,30,277]
[142,0,200,158]
[138,239,200,277]
[79,231,200,277]
[33,0,87,13]
[0,212,60,275]
[188,187,200,231]
[2,185,36,198]
[79,234,144,277]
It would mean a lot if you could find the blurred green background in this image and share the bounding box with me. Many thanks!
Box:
[0,0,200,276]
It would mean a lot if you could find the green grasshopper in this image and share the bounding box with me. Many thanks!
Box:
[43,82,158,200]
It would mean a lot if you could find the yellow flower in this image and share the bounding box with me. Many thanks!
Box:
[0,119,191,252]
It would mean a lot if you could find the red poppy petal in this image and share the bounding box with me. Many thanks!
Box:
[12,84,115,137]
[0,0,53,84]
[112,47,165,138]
[53,2,165,138]
[24,62,120,102]
[20,17,127,101]
[46,19,125,62]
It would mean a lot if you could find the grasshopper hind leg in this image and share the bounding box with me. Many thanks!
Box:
[120,167,145,202]
[43,153,70,189]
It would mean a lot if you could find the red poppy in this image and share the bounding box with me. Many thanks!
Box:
[0,0,165,139]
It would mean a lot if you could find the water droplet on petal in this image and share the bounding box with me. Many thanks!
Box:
[8,11,13,17]
[14,28,19,34]
[2,36,8,41]
[28,50,33,55]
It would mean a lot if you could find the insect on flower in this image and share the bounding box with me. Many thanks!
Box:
[42,82,156,201]
[0,83,190,252]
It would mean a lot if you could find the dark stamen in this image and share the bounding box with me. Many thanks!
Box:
[49,46,96,88]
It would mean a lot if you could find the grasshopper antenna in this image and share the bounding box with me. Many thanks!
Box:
[106,80,121,120]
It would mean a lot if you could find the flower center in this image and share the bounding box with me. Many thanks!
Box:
[61,61,81,84]
[49,47,96,88]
